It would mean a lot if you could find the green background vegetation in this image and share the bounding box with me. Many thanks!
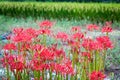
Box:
[0,2,120,22]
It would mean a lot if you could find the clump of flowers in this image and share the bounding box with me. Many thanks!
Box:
[1,20,113,80]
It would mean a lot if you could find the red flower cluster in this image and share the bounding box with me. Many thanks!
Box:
[38,20,54,29]
[1,21,114,80]
[3,43,16,50]
[90,71,106,80]
[87,24,99,31]
[71,26,81,32]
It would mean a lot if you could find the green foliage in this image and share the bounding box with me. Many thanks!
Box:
[0,2,120,21]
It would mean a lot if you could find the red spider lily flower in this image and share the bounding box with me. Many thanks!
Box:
[12,32,32,42]
[17,54,25,63]
[9,55,25,71]
[101,26,112,33]
[30,58,49,71]
[72,32,84,41]
[56,32,68,41]
[105,21,112,27]
[38,20,54,29]
[71,26,81,32]
[13,27,23,34]
[36,29,51,35]
[3,43,16,50]
[10,61,25,71]
[90,71,106,80]
[1,54,14,67]
[50,59,74,75]
[82,52,91,60]
[82,38,104,51]
[40,48,54,61]
[32,44,45,52]
[54,48,65,57]
[96,36,113,49]
[25,28,38,38]
[82,38,94,51]
[1,54,25,71]
[60,58,74,75]
[20,43,31,51]
[87,24,99,31]
[68,40,80,48]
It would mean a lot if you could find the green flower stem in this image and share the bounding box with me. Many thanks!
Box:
[49,69,52,80]
[66,74,68,80]
[42,70,44,80]
[43,34,47,46]
[18,42,20,54]
[6,65,10,80]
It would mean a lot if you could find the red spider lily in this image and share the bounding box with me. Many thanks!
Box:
[13,27,23,35]
[101,26,112,33]
[10,61,25,72]
[50,59,74,75]
[82,38,94,51]
[72,32,84,41]
[87,24,99,31]
[71,26,81,32]
[32,44,45,52]
[82,52,91,60]
[20,43,31,51]
[36,29,51,35]
[54,48,65,57]
[1,54,14,67]
[68,39,80,48]
[25,28,38,38]
[96,36,113,50]
[90,71,106,80]
[10,55,25,71]
[12,32,33,42]
[105,21,112,27]
[82,38,104,51]
[3,43,16,50]
[60,58,74,75]
[31,57,50,71]
[56,32,68,41]
[40,48,54,61]
[1,54,25,71]
[38,20,54,29]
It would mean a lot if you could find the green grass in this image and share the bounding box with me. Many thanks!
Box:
[0,2,120,21]
[0,15,120,34]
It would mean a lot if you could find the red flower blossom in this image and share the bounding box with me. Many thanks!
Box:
[96,36,113,49]
[56,32,68,41]
[38,20,54,29]
[71,26,81,32]
[87,24,99,31]
[40,48,54,61]
[54,48,65,57]
[82,38,104,51]
[3,43,16,50]
[72,32,84,40]
[25,28,37,38]
[36,29,51,35]
[1,54,25,71]
[10,61,25,71]
[101,26,112,33]
[13,27,23,35]
[12,31,32,42]
[68,39,80,48]
[90,71,106,80]
[82,52,91,60]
